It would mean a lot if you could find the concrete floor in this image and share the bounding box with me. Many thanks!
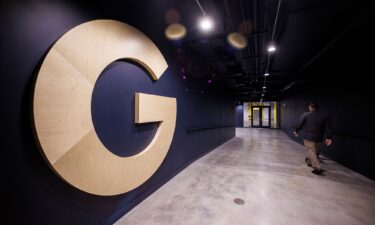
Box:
[115,128,375,225]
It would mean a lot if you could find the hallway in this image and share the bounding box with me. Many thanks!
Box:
[115,128,375,225]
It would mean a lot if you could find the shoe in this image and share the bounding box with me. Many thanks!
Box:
[311,169,324,175]
[305,158,312,167]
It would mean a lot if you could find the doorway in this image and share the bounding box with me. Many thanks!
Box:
[251,106,270,128]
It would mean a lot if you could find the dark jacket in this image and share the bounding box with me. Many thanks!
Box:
[294,110,332,142]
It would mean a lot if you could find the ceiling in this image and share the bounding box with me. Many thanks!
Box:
[164,0,375,102]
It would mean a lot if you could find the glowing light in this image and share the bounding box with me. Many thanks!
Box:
[165,23,187,40]
[264,73,269,76]
[267,45,276,52]
[227,32,247,49]
[199,17,214,31]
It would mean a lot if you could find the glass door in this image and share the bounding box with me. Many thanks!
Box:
[251,106,270,128]
[261,107,270,128]
[251,107,260,127]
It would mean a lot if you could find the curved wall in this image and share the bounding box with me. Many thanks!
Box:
[0,1,235,224]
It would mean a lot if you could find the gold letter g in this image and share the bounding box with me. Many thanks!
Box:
[33,20,176,196]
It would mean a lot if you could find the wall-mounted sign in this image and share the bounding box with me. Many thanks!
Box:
[33,20,176,196]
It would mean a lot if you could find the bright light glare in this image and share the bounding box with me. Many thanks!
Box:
[199,17,214,31]
[268,45,276,52]
[264,73,269,76]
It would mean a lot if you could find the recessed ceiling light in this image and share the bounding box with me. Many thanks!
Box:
[199,16,214,31]
[267,45,276,52]
[264,73,269,76]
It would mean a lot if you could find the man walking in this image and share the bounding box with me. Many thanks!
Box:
[294,102,332,175]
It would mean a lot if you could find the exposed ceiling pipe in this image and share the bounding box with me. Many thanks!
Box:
[221,0,236,30]
[195,0,206,15]
[280,80,305,92]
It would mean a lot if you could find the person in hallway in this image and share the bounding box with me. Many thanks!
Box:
[294,102,333,175]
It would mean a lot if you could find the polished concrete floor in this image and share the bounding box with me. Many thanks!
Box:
[115,128,375,225]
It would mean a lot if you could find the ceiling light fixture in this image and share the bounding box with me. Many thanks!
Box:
[199,16,214,31]
[195,0,214,32]
[165,23,187,40]
[227,32,247,49]
[263,0,282,99]
[267,45,276,52]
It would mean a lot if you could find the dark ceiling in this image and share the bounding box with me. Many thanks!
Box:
[4,0,373,102]
[162,0,375,102]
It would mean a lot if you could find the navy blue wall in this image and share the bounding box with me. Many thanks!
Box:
[235,104,243,127]
[0,1,235,224]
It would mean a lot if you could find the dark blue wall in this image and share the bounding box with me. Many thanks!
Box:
[0,1,235,224]
[279,5,375,181]
[235,104,243,127]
